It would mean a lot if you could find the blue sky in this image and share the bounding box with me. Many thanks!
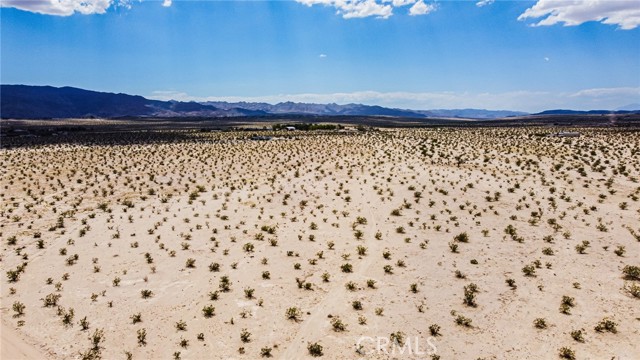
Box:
[1,0,639,112]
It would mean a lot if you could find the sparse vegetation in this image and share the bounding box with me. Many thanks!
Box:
[2,125,638,359]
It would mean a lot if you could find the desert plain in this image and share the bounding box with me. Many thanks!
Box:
[1,124,639,359]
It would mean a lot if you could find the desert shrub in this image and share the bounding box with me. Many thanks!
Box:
[429,324,441,336]
[7,269,20,283]
[243,243,255,253]
[522,264,536,277]
[321,272,330,282]
[260,347,273,358]
[455,314,472,327]
[561,296,575,307]
[594,318,617,333]
[79,316,89,330]
[7,236,18,246]
[463,283,478,306]
[534,318,547,329]
[622,265,640,280]
[12,301,25,317]
[240,328,251,342]
[43,293,61,307]
[331,317,347,332]
[219,276,231,292]
[454,232,469,243]
[202,305,215,318]
[558,347,576,359]
[90,328,105,351]
[345,281,357,291]
[130,313,142,324]
[389,331,405,346]
[575,240,590,254]
[559,304,571,315]
[308,342,323,357]
[304,282,313,291]
[244,288,255,299]
[175,320,187,331]
[570,329,585,342]
[286,307,302,321]
[137,328,147,346]
[625,282,640,298]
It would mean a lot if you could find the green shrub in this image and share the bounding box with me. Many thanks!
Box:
[594,317,617,333]
[622,265,640,280]
[307,342,323,357]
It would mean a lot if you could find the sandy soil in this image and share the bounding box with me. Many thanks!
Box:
[1,127,639,359]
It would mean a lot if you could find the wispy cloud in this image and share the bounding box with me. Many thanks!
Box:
[296,0,437,19]
[0,0,116,16]
[162,0,172,8]
[297,0,392,19]
[476,0,494,8]
[519,0,640,30]
[409,0,436,16]
[148,87,640,113]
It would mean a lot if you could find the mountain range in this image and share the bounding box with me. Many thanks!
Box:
[1,85,637,120]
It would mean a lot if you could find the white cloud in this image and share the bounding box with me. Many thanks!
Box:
[385,0,416,7]
[297,0,439,19]
[162,0,172,8]
[319,54,328,58]
[519,0,640,30]
[569,86,640,98]
[0,0,136,16]
[409,0,435,16]
[476,0,494,7]
[148,87,640,113]
[343,0,392,19]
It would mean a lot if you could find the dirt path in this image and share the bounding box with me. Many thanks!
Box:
[1,319,50,360]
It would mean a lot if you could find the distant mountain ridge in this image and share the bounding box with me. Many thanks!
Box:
[202,101,435,118]
[202,101,528,119]
[534,109,639,116]
[0,85,266,119]
[4,84,635,120]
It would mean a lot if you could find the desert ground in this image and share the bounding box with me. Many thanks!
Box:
[1,124,639,359]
